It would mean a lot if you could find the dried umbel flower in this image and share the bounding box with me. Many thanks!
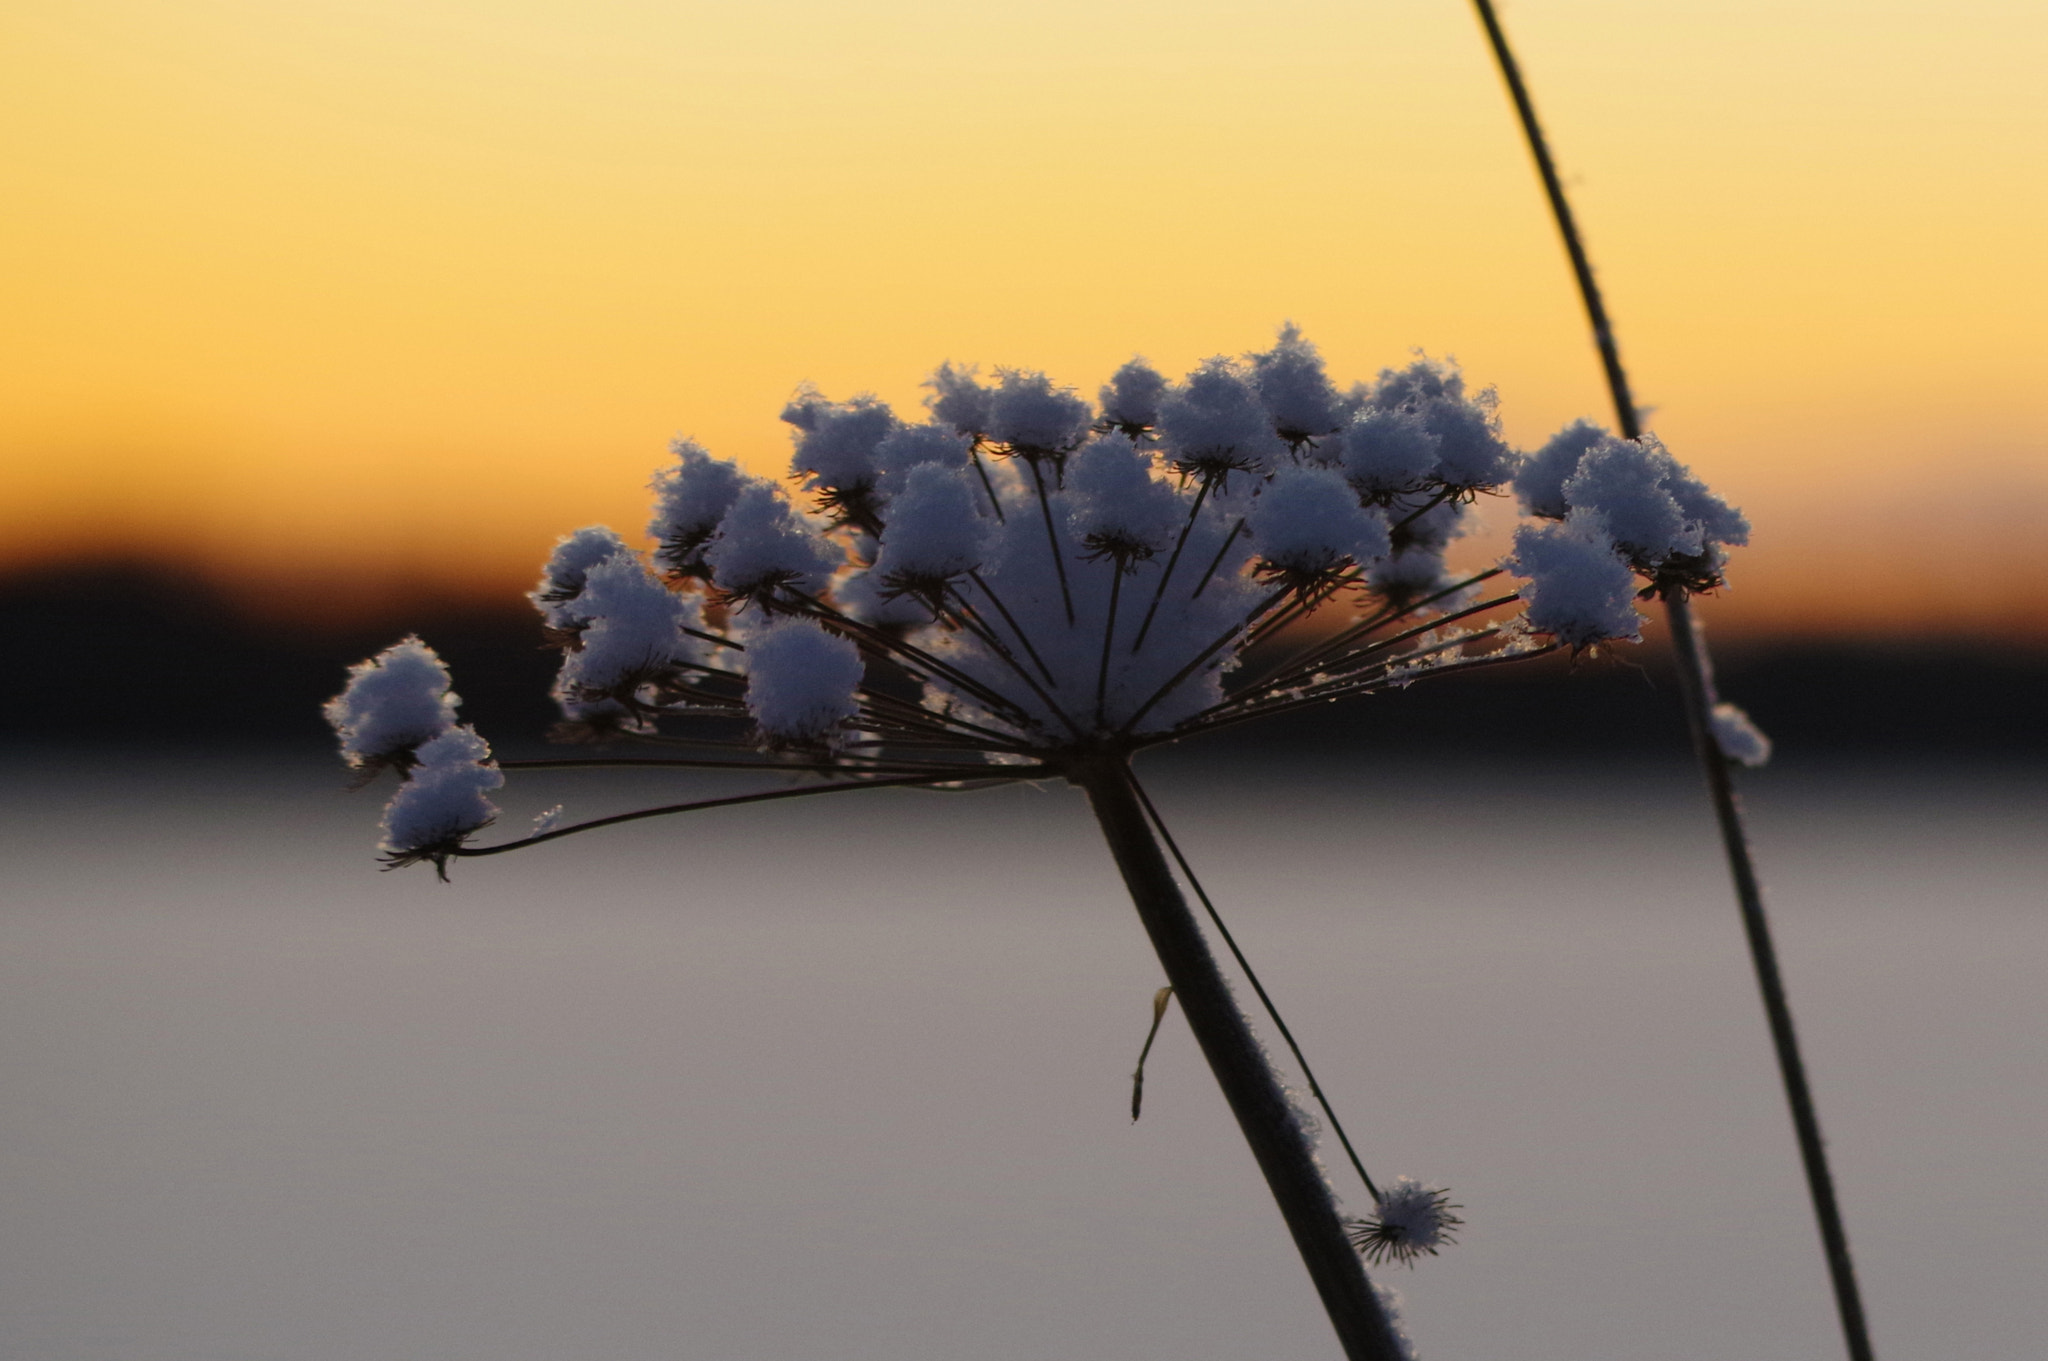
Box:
[324,324,1747,1361]
[1349,1179,1465,1267]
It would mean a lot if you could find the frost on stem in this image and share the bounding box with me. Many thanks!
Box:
[1348,1178,1463,1267]
[323,636,460,777]
[1711,700,1773,767]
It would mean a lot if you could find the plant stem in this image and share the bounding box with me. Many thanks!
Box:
[1467,5,1875,1357]
[1075,758,1405,1361]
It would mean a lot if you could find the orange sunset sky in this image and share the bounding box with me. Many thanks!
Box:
[4,0,2044,638]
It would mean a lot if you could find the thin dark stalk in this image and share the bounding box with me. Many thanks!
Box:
[681,625,746,652]
[1469,9,1872,1355]
[965,570,1059,688]
[943,591,1085,739]
[782,592,1032,724]
[497,756,1002,777]
[1254,592,1520,695]
[451,774,973,857]
[1126,772,1382,1203]
[1115,583,1296,737]
[1095,566,1124,725]
[1262,568,1506,686]
[1388,486,1456,535]
[1189,517,1246,599]
[1076,759,1404,1361]
[1189,628,1508,733]
[1128,477,1212,654]
[969,448,1006,523]
[1025,458,1076,624]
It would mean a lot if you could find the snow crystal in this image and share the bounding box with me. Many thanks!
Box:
[324,636,460,770]
[1098,357,1168,436]
[1711,701,1773,767]
[704,483,838,607]
[1509,512,1643,646]
[1248,465,1391,579]
[743,618,864,746]
[379,725,503,854]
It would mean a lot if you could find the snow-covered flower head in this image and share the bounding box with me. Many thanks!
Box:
[332,327,1746,874]
[1348,1178,1463,1267]
[378,725,503,877]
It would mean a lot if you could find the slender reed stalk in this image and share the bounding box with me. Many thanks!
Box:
[1467,5,1875,1357]
[1075,756,1405,1361]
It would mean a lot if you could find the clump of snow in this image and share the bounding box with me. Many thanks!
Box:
[1514,419,1608,520]
[786,393,897,521]
[1065,433,1183,562]
[1348,1178,1463,1267]
[1156,358,1284,483]
[1248,465,1391,581]
[924,361,992,439]
[704,484,839,608]
[988,368,1093,455]
[872,422,974,497]
[743,618,864,746]
[871,464,991,593]
[1342,409,1441,500]
[650,440,754,578]
[1367,358,1516,490]
[1249,323,1344,444]
[1509,512,1643,646]
[1559,434,1749,570]
[1711,701,1773,767]
[379,725,503,857]
[553,550,704,704]
[324,637,461,771]
[531,526,631,623]
[1098,358,1168,437]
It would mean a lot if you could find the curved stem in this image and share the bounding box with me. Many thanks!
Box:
[1076,759,1404,1361]
[1469,7,1873,1355]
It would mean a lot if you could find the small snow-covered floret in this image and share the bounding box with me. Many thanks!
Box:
[704,484,838,610]
[324,636,460,772]
[925,361,992,440]
[1348,1179,1463,1267]
[872,422,974,497]
[1065,433,1183,565]
[1098,357,1168,438]
[554,551,704,704]
[1343,409,1441,500]
[1370,358,1517,490]
[1249,323,1344,446]
[650,440,754,579]
[1510,511,1643,646]
[1651,438,1750,550]
[870,464,991,598]
[1156,358,1284,485]
[988,368,1093,456]
[788,394,898,530]
[743,618,864,748]
[378,725,502,874]
[531,526,630,619]
[1516,419,1608,520]
[1248,465,1391,585]
[1711,701,1773,767]
[1563,436,1701,565]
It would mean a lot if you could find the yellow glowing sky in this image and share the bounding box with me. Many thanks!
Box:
[5,0,2044,636]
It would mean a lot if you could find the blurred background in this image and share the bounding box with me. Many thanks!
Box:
[2,1,2043,1358]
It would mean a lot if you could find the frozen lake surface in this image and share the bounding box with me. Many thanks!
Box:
[2,747,2043,1360]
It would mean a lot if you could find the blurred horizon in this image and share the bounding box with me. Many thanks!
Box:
[4,0,2045,640]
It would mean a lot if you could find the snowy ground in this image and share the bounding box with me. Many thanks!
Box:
[2,747,2042,1360]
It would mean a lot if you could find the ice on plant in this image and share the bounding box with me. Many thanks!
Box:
[987,368,1093,455]
[871,463,991,593]
[323,636,460,770]
[1249,465,1392,580]
[1343,409,1442,499]
[1156,357,1285,481]
[1065,433,1184,561]
[553,550,706,704]
[531,526,630,623]
[924,361,991,439]
[703,483,838,608]
[1711,700,1773,767]
[1509,511,1644,646]
[1514,418,1608,520]
[743,618,864,746]
[378,725,503,859]
[1249,323,1345,445]
[1098,357,1168,435]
